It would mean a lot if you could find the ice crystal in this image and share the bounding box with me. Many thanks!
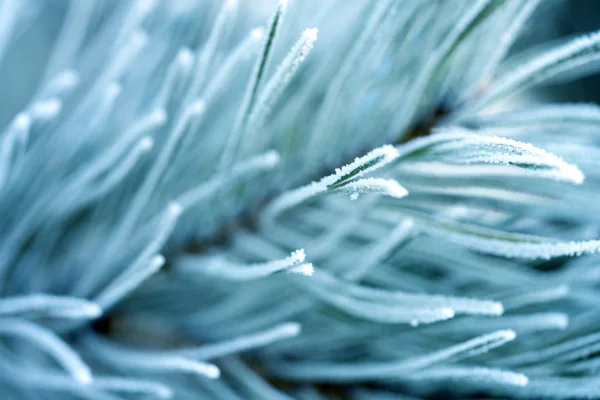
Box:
[2,0,600,399]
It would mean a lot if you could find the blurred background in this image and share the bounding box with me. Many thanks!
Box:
[2,0,600,129]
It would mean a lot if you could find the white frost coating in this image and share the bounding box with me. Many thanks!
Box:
[94,201,182,295]
[177,150,280,211]
[412,367,528,387]
[188,99,207,116]
[107,81,123,100]
[394,0,498,129]
[326,145,400,187]
[96,96,205,271]
[308,284,455,325]
[81,334,221,379]
[92,377,173,399]
[472,29,600,110]
[76,136,155,204]
[39,0,94,85]
[251,27,265,40]
[177,249,309,280]
[52,69,79,89]
[0,295,101,319]
[473,103,600,127]
[427,311,568,336]
[520,377,600,399]
[262,181,324,219]
[184,0,239,104]
[176,47,194,70]
[13,113,31,130]
[0,113,31,189]
[154,47,195,108]
[203,27,266,104]
[268,331,516,382]
[263,145,401,220]
[219,0,288,170]
[247,27,318,130]
[313,270,502,316]
[31,98,62,120]
[43,70,79,97]
[507,312,568,332]
[95,254,166,310]
[426,224,600,259]
[305,0,397,157]
[409,184,553,205]
[398,330,517,370]
[112,29,150,77]
[352,287,501,316]
[345,218,415,280]
[3,1,600,398]
[502,284,569,310]
[290,263,314,276]
[6,367,173,399]
[331,178,408,200]
[174,322,301,360]
[56,110,167,206]
[405,209,600,259]
[397,129,584,184]
[0,318,93,384]
[219,357,292,400]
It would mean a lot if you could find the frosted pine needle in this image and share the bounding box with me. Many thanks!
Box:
[263,144,402,221]
[2,1,600,399]
[177,249,310,280]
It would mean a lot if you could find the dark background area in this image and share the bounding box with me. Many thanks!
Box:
[523,0,600,102]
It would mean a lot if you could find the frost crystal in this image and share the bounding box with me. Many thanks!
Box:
[2,1,600,399]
